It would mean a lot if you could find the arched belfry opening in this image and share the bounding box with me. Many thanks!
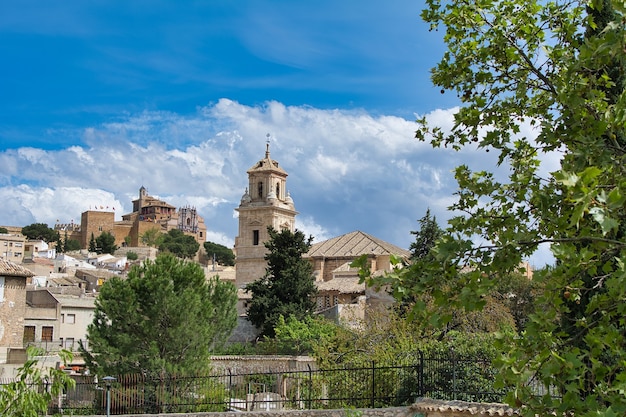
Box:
[234,137,298,287]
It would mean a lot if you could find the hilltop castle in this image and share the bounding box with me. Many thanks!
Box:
[56,187,207,251]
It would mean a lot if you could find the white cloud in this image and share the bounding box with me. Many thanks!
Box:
[0,100,556,266]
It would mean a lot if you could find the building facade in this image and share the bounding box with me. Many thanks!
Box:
[234,144,297,288]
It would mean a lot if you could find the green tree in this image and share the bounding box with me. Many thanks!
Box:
[0,227,8,234]
[141,227,163,247]
[0,348,75,417]
[245,227,317,337]
[21,222,59,242]
[409,208,443,261]
[126,250,138,261]
[65,238,81,252]
[204,241,235,266]
[268,315,338,355]
[82,253,237,377]
[55,233,64,254]
[88,232,97,252]
[96,231,117,254]
[382,0,626,415]
[159,229,199,258]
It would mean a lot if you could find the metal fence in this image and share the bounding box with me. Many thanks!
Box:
[39,352,514,415]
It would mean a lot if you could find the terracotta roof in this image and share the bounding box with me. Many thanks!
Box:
[411,398,518,416]
[316,277,365,294]
[307,230,410,259]
[0,259,35,277]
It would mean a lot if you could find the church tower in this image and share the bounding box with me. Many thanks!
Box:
[234,141,297,287]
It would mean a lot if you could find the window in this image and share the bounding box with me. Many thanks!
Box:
[276,182,280,198]
[253,230,259,246]
[199,232,203,238]
[258,181,263,198]
[64,338,75,348]
[42,326,53,342]
[14,252,22,257]
[98,226,103,231]
[23,326,35,343]
[65,314,76,324]
[14,243,22,247]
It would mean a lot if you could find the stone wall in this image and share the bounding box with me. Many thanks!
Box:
[75,399,518,417]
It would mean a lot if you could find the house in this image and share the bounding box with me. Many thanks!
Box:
[0,259,33,365]
[305,230,410,322]
[0,232,26,263]
[24,240,56,260]
[24,288,95,353]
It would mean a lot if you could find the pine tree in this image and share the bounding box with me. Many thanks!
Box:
[88,232,97,252]
[82,253,237,377]
[245,227,317,337]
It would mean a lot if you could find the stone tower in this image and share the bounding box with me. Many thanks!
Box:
[234,142,297,287]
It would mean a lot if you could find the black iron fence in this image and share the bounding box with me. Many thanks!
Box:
[35,351,522,415]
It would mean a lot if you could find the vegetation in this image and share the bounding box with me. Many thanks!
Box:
[21,222,58,242]
[88,232,97,252]
[65,238,81,252]
[140,227,163,247]
[371,0,626,415]
[126,250,138,261]
[96,231,117,254]
[82,253,237,377]
[204,241,235,266]
[159,229,199,258]
[245,227,317,337]
[0,348,75,417]
[0,227,7,234]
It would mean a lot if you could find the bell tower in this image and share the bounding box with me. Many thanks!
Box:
[234,139,297,287]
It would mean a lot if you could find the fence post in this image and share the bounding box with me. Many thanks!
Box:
[307,364,312,410]
[418,350,424,398]
[371,361,375,408]
[452,350,457,400]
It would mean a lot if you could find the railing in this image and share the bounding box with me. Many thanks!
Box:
[36,352,519,415]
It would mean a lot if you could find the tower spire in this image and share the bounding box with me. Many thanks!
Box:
[265,133,271,158]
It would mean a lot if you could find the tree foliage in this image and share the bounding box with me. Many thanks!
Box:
[21,222,58,242]
[141,227,163,247]
[0,348,75,417]
[245,227,317,337]
[89,232,97,252]
[159,229,199,258]
[380,0,626,415]
[0,227,8,234]
[410,208,443,261]
[82,253,237,377]
[96,231,117,254]
[204,241,235,266]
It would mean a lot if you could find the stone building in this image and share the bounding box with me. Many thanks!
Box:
[0,232,26,264]
[56,186,208,253]
[0,259,32,364]
[234,143,297,288]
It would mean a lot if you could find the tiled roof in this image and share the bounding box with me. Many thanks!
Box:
[306,230,410,259]
[316,277,365,294]
[0,259,35,277]
[411,398,518,416]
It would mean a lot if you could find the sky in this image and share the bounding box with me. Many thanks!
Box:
[0,1,554,267]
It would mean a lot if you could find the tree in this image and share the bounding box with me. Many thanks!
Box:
[159,229,199,259]
[55,233,64,254]
[21,222,58,242]
[0,227,8,234]
[65,238,81,252]
[245,227,317,337]
[409,208,443,261]
[381,0,626,415]
[82,253,237,377]
[204,241,235,266]
[95,231,117,254]
[141,227,163,247]
[126,250,138,261]
[0,348,75,417]
[88,232,97,252]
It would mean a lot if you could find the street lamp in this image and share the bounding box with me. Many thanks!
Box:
[102,376,116,417]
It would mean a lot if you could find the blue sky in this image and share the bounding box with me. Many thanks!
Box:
[0,1,554,266]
